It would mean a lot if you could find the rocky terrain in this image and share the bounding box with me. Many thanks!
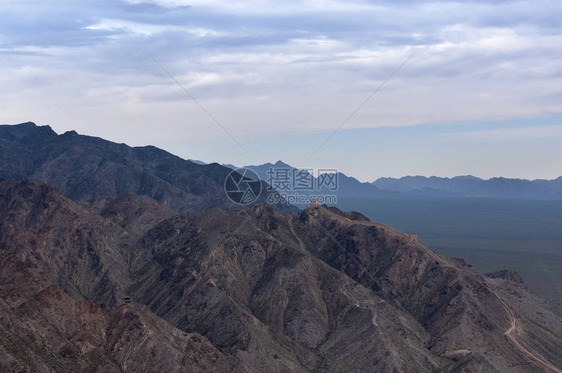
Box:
[0,249,231,372]
[0,179,560,372]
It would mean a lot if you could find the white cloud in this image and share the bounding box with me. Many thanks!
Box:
[84,19,225,37]
[124,0,381,13]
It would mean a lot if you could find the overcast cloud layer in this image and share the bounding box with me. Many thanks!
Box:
[1,0,562,180]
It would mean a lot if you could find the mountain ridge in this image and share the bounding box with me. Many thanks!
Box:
[0,122,295,213]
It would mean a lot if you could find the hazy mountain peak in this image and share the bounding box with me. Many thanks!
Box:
[452,175,481,180]
[273,160,291,167]
[16,121,37,127]
[62,130,79,136]
[188,159,207,165]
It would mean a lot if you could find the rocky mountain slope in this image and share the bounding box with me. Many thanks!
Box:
[0,247,231,372]
[0,179,560,372]
[0,122,292,212]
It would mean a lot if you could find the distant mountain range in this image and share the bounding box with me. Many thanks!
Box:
[222,161,562,201]
[373,175,562,199]
[8,121,557,210]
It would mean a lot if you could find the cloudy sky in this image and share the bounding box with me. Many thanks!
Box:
[2,0,562,181]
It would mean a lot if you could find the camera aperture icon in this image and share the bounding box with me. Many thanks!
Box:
[224,168,262,205]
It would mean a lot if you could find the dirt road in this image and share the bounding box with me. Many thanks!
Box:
[492,290,561,373]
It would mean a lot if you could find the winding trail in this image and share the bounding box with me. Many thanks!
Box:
[491,289,561,373]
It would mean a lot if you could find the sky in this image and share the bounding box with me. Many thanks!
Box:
[1,0,562,181]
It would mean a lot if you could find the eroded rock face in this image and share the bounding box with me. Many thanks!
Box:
[0,179,560,372]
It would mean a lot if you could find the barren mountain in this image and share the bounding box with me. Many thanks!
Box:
[0,122,293,213]
[0,179,560,372]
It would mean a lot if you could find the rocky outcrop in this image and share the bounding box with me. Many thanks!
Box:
[487,269,525,284]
